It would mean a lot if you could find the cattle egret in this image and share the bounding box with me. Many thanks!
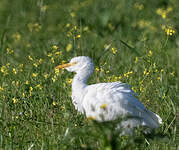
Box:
[56,56,162,134]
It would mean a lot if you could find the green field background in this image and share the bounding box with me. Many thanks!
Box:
[0,0,178,149]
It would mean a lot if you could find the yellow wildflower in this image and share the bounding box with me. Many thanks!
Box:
[12,68,17,74]
[167,7,173,13]
[6,48,14,54]
[2,95,5,100]
[22,93,25,98]
[140,86,144,92]
[156,8,167,19]
[101,68,104,72]
[16,81,19,87]
[44,73,48,79]
[1,66,8,75]
[12,32,21,41]
[28,55,33,61]
[55,51,62,55]
[34,23,41,31]
[124,71,133,78]
[67,31,72,37]
[156,7,173,19]
[6,63,10,67]
[100,103,107,109]
[134,2,144,10]
[66,43,72,52]
[32,73,38,77]
[143,69,150,75]
[162,93,166,99]
[108,23,115,30]
[52,75,57,82]
[12,98,18,104]
[161,13,166,19]
[33,63,38,67]
[52,101,56,106]
[25,80,29,85]
[83,26,88,31]
[95,67,99,72]
[12,81,15,85]
[148,50,152,57]
[161,24,166,30]
[28,23,42,32]
[150,80,153,84]
[0,66,5,73]
[66,23,70,28]
[36,84,43,90]
[128,71,133,74]
[135,57,138,64]
[157,77,161,80]
[51,57,54,63]
[104,44,108,49]
[111,47,117,54]
[76,34,81,38]
[19,64,23,68]
[170,71,175,77]
[106,70,110,74]
[118,75,122,80]
[55,68,59,75]
[29,87,33,91]
[131,87,136,93]
[156,8,163,15]
[114,76,118,81]
[29,87,33,96]
[47,53,52,57]
[70,12,75,18]
[61,105,65,110]
[161,69,164,72]
[67,78,73,84]
[0,86,4,92]
[39,58,43,64]
[153,63,156,68]
[74,26,77,30]
[165,28,176,36]
[52,45,58,50]
[138,20,151,28]
[123,73,128,78]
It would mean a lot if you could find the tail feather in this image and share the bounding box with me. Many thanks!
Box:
[144,110,162,128]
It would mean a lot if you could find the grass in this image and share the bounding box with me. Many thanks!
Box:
[0,0,178,149]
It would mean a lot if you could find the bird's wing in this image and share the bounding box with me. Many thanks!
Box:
[82,82,162,128]
[82,82,147,121]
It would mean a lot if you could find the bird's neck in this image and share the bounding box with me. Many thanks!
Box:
[71,68,93,113]
[72,70,91,90]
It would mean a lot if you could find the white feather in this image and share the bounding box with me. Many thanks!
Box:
[61,56,162,134]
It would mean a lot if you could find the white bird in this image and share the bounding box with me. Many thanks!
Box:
[56,56,162,134]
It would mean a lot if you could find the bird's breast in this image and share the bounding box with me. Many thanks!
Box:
[71,90,86,113]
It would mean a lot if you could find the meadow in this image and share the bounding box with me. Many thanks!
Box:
[0,0,178,149]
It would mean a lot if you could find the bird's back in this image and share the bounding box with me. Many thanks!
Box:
[80,81,162,130]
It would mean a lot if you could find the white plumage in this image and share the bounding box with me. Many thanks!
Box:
[56,56,162,134]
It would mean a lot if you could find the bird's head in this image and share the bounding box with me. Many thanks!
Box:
[56,56,94,73]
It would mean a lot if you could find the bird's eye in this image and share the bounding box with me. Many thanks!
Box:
[71,62,77,65]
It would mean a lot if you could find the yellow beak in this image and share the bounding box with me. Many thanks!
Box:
[55,62,77,69]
